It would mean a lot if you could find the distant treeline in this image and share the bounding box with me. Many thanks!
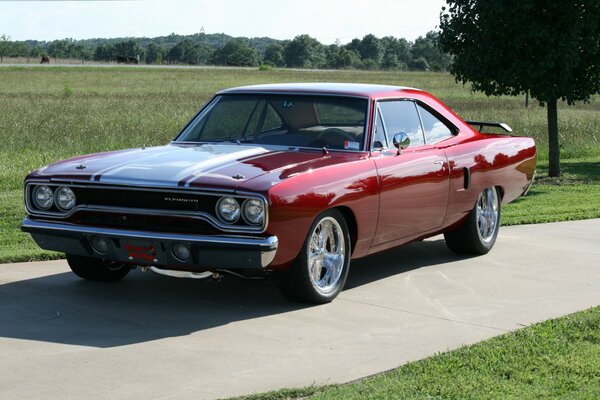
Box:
[0,31,450,71]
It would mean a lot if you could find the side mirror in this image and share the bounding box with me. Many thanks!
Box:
[392,133,410,155]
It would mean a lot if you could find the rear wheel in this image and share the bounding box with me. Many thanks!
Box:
[444,186,501,255]
[66,254,131,282]
[274,209,350,303]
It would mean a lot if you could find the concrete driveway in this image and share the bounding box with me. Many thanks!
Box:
[1,219,599,399]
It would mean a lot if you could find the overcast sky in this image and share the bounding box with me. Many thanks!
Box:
[0,0,446,44]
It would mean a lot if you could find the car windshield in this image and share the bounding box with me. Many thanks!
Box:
[176,94,368,151]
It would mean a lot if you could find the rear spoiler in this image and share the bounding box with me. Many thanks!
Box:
[466,121,512,133]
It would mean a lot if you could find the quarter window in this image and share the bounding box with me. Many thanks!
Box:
[372,109,387,149]
[417,104,453,144]
[378,101,425,147]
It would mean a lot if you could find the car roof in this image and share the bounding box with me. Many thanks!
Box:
[218,82,422,98]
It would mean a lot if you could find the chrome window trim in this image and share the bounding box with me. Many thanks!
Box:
[370,98,459,150]
[24,181,268,234]
[414,101,457,144]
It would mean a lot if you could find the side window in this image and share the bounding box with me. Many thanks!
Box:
[417,104,453,144]
[372,108,387,149]
[378,101,425,147]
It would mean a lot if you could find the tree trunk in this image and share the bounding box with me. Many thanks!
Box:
[547,97,560,177]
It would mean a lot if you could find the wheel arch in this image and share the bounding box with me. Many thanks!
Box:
[495,185,505,203]
[332,205,358,256]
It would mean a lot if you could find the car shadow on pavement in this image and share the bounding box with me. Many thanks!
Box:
[0,268,301,348]
[0,239,464,348]
[345,238,469,289]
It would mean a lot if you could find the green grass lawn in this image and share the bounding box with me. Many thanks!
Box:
[1,66,599,194]
[1,66,599,262]
[234,307,600,400]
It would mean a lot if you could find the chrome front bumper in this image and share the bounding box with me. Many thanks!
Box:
[21,218,278,270]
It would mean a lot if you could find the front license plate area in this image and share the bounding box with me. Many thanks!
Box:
[120,240,165,265]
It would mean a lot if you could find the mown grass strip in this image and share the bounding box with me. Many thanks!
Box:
[232,307,600,400]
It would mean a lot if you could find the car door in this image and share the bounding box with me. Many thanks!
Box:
[371,100,450,246]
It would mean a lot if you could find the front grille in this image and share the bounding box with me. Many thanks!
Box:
[72,212,218,235]
[73,187,218,213]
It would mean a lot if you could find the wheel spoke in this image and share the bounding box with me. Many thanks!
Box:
[309,256,322,282]
[476,187,499,242]
[306,216,346,294]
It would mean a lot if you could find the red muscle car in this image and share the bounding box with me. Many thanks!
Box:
[22,83,536,303]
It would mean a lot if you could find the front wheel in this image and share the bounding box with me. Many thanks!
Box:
[444,186,501,255]
[66,254,131,282]
[274,209,351,303]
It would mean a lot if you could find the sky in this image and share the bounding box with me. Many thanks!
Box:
[0,0,446,44]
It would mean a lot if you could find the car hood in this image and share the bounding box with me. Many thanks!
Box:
[30,143,361,191]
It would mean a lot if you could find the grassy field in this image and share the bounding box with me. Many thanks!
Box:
[234,307,600,400]
[0,66,599,262]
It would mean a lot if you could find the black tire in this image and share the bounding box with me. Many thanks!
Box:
[274,209,351,303]
[66,254,131,282]
[444,186,501,255]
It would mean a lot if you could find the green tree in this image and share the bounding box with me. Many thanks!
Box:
[28,45,43,62]
[439,1,600,177]
[167,39,212,64]
[48,39,69,62]
[263,43,285,67]
[212,38,257,66]
[145,43,165,64]
[284,34,325,68]
[9,41,28,57]
[67,43,87,61]
[381,36,410,70]
[114,39,141,59]
[0,34,11,63]
[410,31,450,71]
[358,34,383,66]
[94,44,115,61]
[325,45,359,69]
[408,56,430,71]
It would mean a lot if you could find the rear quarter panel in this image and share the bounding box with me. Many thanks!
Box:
[442,135,536,228]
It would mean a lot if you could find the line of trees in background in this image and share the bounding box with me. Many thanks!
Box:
[0,31,450,71]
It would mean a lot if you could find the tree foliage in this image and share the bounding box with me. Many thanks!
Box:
[285,35,326,68]
[440,1,600,176]
[0,30,453,72]
[263,43,285,67]
[166,39,212,64]
[212,38,257,66]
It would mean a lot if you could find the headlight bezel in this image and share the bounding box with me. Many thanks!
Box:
[54,186,77,211]
[216,196,241,224]
[32,185,54,210]
[242,198,265,225]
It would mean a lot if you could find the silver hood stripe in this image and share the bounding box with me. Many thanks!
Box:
[91,145,270,187]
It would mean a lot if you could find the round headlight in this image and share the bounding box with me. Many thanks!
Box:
[55,186,76,211]
[243,199,265,225]
[217,197,240,223]
[32,185,54,210]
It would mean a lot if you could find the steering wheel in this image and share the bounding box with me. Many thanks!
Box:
[315,128,356,149]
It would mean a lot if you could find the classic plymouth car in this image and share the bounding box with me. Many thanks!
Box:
[22,83,536,303]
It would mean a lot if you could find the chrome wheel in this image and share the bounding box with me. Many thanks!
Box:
[476,187,499,244]
[307,216,346,294]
